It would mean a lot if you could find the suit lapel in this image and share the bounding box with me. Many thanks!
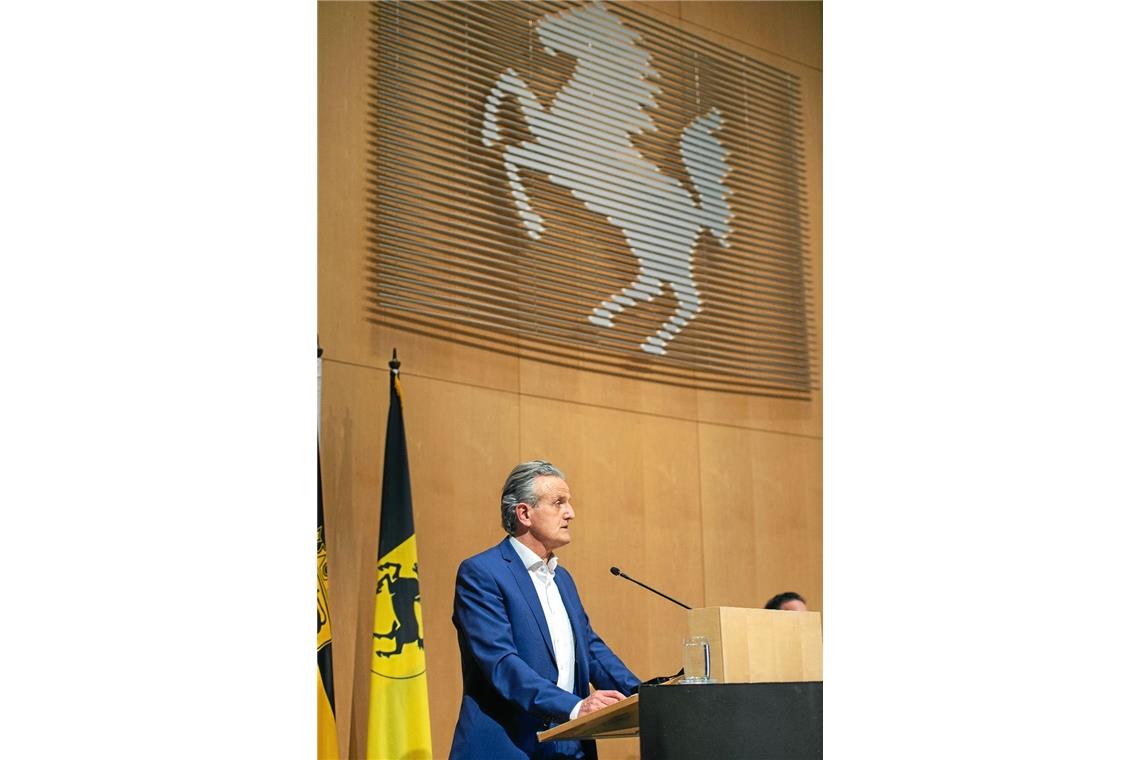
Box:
[498,538,556,663]
[554,570,590,696]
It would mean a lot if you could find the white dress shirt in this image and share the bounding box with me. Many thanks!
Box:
[509,537,583,720]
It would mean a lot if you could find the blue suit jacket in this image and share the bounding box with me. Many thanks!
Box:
[449,538,640,760]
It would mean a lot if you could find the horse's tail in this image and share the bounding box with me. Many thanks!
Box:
[680,108,732,247]
[481,68,546,240]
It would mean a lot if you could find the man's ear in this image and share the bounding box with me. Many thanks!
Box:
[515,502,531,528]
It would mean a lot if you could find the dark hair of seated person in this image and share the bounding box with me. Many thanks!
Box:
[764,591,806,610]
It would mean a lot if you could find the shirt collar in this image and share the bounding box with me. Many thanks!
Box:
[509,536,559,574]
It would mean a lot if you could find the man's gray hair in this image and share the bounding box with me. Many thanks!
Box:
[501,460,565,535]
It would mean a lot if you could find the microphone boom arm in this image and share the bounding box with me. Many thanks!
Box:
[610,566,692,610]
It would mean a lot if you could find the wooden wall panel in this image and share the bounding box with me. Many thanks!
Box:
[318,3,821,758]
[319,358,387,758]
[519,350,698,424]
[637,413,706,676]
[752,432,823,610]
[680,1,822,70]
[698,423,823,611]
[318,2,371,373]
[366,323,521,395]
[624,1,680,23]
[398,374,522,757]
[697,423,762,608]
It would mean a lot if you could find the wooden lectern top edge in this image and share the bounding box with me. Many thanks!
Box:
[536,693,640,742]
[694,605,820,616]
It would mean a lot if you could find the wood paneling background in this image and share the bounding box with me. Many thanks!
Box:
[318,2,821,757]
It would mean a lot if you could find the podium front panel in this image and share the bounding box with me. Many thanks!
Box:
[639,682,822,759]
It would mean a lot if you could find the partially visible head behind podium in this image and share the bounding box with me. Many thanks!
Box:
[764,591,807,611]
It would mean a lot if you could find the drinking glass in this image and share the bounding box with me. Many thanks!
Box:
[681,635,711,683]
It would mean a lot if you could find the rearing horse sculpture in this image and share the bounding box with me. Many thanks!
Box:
[481,3,733,356]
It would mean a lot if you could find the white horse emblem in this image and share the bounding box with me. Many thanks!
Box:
[481,3,733,356]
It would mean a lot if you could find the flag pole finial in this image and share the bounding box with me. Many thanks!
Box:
[389,349,400,374]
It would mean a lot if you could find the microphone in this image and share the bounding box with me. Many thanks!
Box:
[610,566,692,610]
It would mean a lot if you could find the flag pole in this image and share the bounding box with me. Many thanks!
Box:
[318,342,324,436]
[317,339,339,759]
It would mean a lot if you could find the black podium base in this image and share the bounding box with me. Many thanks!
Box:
[638,682,822,759]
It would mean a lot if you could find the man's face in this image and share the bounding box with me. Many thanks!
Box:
[779,598,808,612]
[518,475,575,554]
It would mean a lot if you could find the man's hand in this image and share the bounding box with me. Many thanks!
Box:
[578,689,627,716]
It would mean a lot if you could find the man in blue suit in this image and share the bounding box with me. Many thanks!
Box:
[449,460,641,759]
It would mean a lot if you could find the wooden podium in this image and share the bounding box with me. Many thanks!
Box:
[538,607,822,757]
[688,606,822,683]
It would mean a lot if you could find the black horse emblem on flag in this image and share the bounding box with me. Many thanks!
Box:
[373,560,424,658]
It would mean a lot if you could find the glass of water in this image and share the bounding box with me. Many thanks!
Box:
[681,635,711,683]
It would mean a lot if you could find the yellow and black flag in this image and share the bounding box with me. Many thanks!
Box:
[367,353,432,759]
[317,446,339,759]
